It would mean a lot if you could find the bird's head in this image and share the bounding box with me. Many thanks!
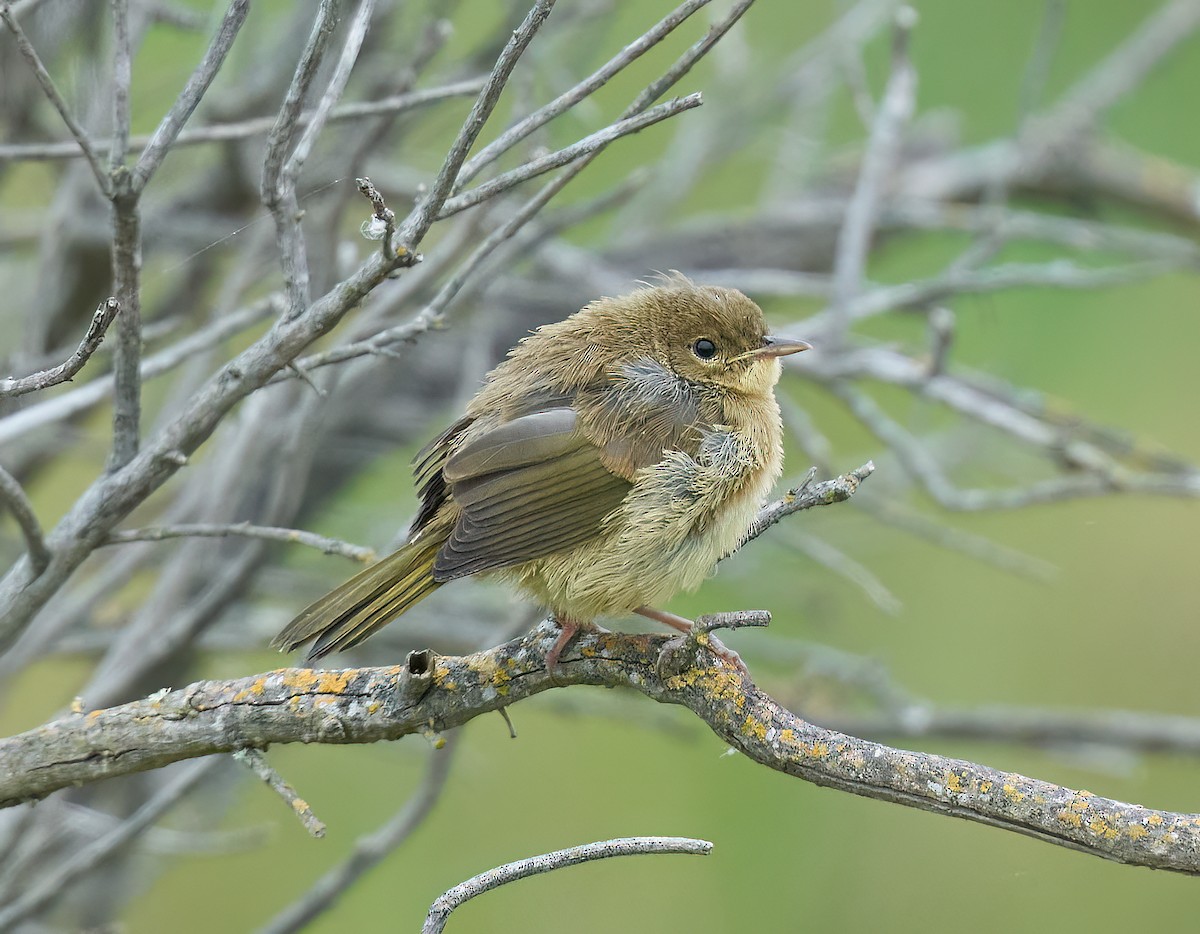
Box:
[636,279,810,396]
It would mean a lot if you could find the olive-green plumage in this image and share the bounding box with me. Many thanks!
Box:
[273,277,809,662]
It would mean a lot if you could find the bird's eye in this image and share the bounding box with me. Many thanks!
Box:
[692,338,717,360]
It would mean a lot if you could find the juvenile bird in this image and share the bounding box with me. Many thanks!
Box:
[273,278,810,668]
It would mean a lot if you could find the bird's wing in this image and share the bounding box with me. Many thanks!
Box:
[411,414,474,534]
[433,407,631,580]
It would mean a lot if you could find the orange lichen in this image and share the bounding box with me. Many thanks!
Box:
[232,677,270,703]
[1002,783,1024,803]
[1056,810,1083,828]
[281,670,319,692]
[742,715,767,741]
[315,670,353,694]
[1088,817,1118,840]
[1127,824,1150,841]
[945,771,965,794]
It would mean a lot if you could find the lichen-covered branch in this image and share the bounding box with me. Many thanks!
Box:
[1,622,1196,874]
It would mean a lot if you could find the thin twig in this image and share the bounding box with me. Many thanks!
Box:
[282,0,377,184]
[0,79,488,162]
[0,297,279,446]
[394,0,558,250]
[423,837,713,934]
[0,298,120,398]
[821,702,1200,759]
[132,0,251,188]
[0,0,110,192]
[456,0,714,185]
[0,465,51,575]
[261,0,339,316]
[290,173,649,377]
[782,531,902,614]
[805,258,1179,335]
[742,462,876,546]
[0,760,215,930]
[1035,0,1200,149]
[232,748,326,838]
[259,737,459,934]
[830,6,916,339]
[810,345,1200,498]
[627,0,757,114]
[437,93,703,220]
[104,522,376,563]
[109,0,132,170]
[695,610,771,633]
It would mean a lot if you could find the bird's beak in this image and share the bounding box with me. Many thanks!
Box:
[753,335,812,359]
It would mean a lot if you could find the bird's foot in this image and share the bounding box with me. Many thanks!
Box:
[545,616,604,672]
[634,606,751,676]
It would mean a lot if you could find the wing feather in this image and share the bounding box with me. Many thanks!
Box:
[433,408,630,581]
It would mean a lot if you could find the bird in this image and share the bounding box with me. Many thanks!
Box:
[273,276,810,669]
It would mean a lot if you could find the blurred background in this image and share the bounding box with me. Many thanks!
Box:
[1,0,1199,930]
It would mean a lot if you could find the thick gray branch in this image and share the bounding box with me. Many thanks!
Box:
[1,623,1197,874]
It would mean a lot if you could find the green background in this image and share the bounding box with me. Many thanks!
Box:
[6,0,1200,930]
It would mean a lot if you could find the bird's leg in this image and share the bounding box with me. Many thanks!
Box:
[633,606,748,675]
[545,616,602,671]
[633,605,693,634]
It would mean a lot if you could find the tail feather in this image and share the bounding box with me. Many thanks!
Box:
[272,533,443,660]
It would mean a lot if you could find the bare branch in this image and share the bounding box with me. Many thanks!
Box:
[282,0,376,184]
[1035,0,1200,148]
[4,628,1200,873]
[742,462,876,546]
[106,179,144,471]
[436,93,703,220]
[0,0,110,192]
[826,380,1200,509]
[0,760,216,930]
[625,0,756,114]
[104,522,376,563]
[0,297,279,447]
[456,0,714,186]
[233,748,326,838]
[0,79,488,162]
[132,0,251,188]
[424,836,713,934]
[394,0,558,250]
[831,6,916,336]
[0,298,120,398]
[109,0,132,169]
[805,258,1179,335]
[261,0,339,315]
[823,702,1200,759]
[261,737,459,934]
[0,465,50,575]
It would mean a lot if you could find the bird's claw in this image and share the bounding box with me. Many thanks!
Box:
[656,628,750,679]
